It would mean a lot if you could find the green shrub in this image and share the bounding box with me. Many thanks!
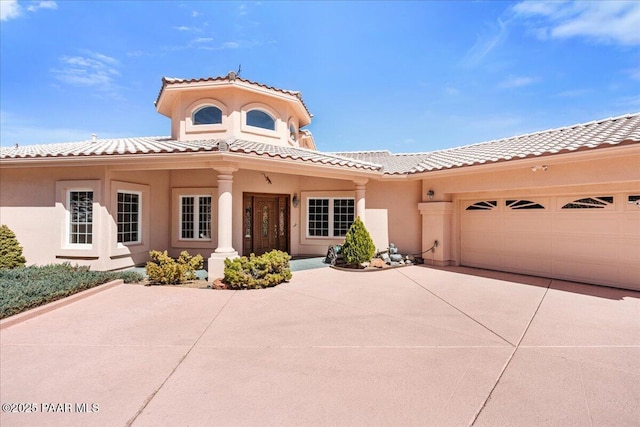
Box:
[0,224,26,269]
[223,250,292,289]
[341,217,376,266]
[0,263,143,318]
[145,250,204,285]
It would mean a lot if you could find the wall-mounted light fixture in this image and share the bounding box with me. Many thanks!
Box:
[531,165,548,172]
[292,193,299,208]
[427,189,435,200]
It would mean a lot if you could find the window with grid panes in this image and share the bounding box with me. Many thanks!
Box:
[68,190,93,245]
[307,198,355,237]
[180,195,212,239]
[117,191,140,244]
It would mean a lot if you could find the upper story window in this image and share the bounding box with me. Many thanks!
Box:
[289,123,297,141]
[246,110,275,131]
[193,106,222,125]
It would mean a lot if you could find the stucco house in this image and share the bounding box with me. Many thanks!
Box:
[1,72,639,290]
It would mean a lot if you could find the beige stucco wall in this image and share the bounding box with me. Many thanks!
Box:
[166,86,306,147]
[1,167,95,267]
[366,179,422,255]
[420,151,640,201]
[421,147,640,278]
[0,167,171,271]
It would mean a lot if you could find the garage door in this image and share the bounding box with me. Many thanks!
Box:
[461,194,640,290]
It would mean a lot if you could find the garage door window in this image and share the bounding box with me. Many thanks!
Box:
[562,196,613,209]
[466,200,497,210]
[506,200,545,210]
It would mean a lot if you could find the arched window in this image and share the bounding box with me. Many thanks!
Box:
[193,106,222,125]
[246,110,275,131]
[289,123,297,141]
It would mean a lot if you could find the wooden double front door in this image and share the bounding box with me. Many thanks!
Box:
[242,193,289,256]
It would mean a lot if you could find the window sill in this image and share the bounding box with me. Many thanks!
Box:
[56,247,100,259]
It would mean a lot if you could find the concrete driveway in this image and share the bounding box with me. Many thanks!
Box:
[1,266,638,426]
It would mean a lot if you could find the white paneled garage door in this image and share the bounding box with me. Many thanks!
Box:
[461,194,640,290]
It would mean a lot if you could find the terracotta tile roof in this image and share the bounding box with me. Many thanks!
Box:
[334,113,640,174]
[2,113,638,176]
[0,137,381,171]
[155,73,312,117]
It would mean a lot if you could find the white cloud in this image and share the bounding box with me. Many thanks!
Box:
[1,0,22,21]
[222,41,241,49]
[444,86,460,96]
[499,76,539,89]
[513,1,640,46]
[51,51,122,97]
[1,0,57,21]
[626,67,640,81]
[461,19,508,67]
[27,1,57,12]
[616,94,640,107]
[192,37,213,43]
[556,88,591,98]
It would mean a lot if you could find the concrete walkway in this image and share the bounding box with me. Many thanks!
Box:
[1,266,638,426]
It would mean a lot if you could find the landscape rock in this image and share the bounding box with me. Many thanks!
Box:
[370,258,386,268]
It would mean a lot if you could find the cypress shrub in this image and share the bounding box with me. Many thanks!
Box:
[0,224,26,269]
[341,217,375,266]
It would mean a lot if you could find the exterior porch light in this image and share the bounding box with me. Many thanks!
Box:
[427,190,434,200]
[292,193,299,208]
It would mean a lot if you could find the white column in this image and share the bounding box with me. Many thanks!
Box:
[354,179,368,224]
[208,167,239,281]
[215,174,235,253]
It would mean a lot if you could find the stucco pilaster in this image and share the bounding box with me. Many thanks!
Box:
[354,179,368,224]
[418,202,453,266]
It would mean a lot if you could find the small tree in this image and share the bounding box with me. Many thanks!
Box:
[0,225,26,269]
[341,217,375,266]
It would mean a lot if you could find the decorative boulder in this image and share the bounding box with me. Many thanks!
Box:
[370,258,386,268]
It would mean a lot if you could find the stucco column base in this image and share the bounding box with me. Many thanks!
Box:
[208,251,239,282]
[418,202,454,266]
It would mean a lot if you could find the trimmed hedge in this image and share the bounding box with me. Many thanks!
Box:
[0,224,26,269]
[0,263,143,319]
[145,250,204,285]
[223,250,292,289]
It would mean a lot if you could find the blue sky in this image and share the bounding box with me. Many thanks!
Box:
[1,1,639,152]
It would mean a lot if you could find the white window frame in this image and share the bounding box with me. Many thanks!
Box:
[306,197,355,238]
[66,189,95,249]
[55,180,102,260]
[116,190,142,246]
[185,98,228,135]
[179,195,213,241]
[240,102,280,139]
[171,187,216,249]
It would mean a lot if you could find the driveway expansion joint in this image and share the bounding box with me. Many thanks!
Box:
[397,269,516,347]
[125,290,237,427]
[469,279,552,426]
